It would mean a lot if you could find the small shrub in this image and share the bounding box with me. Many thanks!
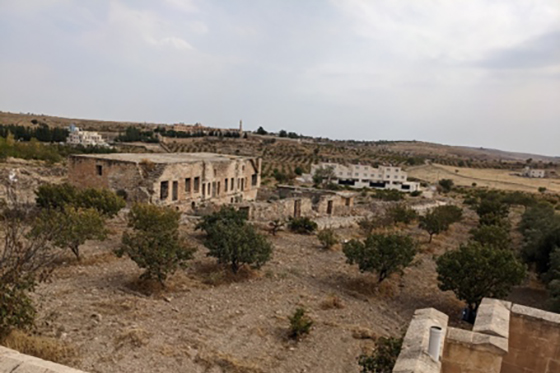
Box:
[358,336,403,373]
[410,190,422,197]
[269,219,284,236]
[317,228,339,249]
[288,308,313,340]
[288,217,318,234]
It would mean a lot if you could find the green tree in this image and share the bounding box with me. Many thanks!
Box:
[436,243,526,313]
[36,183,125,217]
[343,233,417,283]
[294,166,304,176]
[204,221,273,274]
[256,126,267,135]
[195,206,247,235]
[386,204,418,225]
[77,188,126,217]
[278,130,288,138]
[518,203,560,274]
[475,196,510,227]
[438,179,454,193]
[358,336,403,373]
[418,205,463,243]
[116,204,196,284]
[470,224,511,251]
[312,166,336,187]
[1,187,60,338]
[33,207,108,260]
[317,228,339,249]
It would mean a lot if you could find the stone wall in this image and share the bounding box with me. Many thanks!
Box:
[396,298,560,373]
[393,308,448,373]
[68,154,261,211]
[0,346,87,373]
[501,304,560,373]
[442,298,509,373]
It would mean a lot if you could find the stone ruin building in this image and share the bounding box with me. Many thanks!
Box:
[394,298,560,373]
[68,153,261,210]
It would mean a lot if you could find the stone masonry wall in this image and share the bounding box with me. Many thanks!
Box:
[501,304,560,373]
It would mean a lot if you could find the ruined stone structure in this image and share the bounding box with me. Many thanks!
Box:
[235,185,357,222]
[394,298,560,373]
[68,153,261,209]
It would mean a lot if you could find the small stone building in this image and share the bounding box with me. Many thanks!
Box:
[68,153,261,209]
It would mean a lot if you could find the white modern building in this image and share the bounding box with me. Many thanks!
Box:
[309,162,420,192]
[66,124,109,147]
[523,167,546,178]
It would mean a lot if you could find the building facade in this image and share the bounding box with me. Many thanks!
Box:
[68,153,261,209]
[523,167,546,178]
[66,124,109,147]
[310,162,420,192]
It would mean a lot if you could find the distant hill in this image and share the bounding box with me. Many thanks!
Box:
[0,110,557,165]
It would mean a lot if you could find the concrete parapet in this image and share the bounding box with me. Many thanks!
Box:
[393,308,449,373]
[0,346,87,373]
[473,298,512,339]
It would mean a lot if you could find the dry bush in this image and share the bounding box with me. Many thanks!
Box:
[320,294,345,310]
[114,328,151,350]
[1,329,76,364]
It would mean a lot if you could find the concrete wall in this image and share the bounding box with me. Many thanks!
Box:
[0,346,87,373]
[501,304,560,373]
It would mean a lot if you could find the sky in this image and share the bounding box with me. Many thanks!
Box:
[1,1,559,156]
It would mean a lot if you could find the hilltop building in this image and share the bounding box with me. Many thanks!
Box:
[68,153,261,209]
[66,124,108,147]
[309,162,420,192]
[169,120,243,136]
[523,166,546,178]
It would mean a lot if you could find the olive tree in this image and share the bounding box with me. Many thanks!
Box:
[204,221,273,274]
[418,205,463,243]
[116,204,196,285]
[436,243,526,314]
[32,207,107,260]
[343,233,416,283]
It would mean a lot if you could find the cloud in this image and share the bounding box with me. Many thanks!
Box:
[476,30,560,70]
[164,0,198,13]
[146,36,193,50]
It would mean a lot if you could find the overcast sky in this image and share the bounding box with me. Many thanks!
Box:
[1,1,559,156]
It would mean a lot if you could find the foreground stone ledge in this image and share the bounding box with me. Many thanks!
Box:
[511,303,560,325]
[0,346,87,373]
[472,298,512,340]
[446,327,508,356]
[393,308,449,373]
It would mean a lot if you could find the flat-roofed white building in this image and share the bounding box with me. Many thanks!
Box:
[66,124,109,147]
[310,162,420,192]
[523,167,546,178]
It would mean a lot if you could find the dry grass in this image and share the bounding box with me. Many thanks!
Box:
[114,328,151,350]
[320,294,345,310]
[194,351,264,373]
[1,329,76,365]
[409,164,560,193]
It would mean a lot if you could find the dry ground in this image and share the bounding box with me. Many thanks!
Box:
[409,163,560,194]
[16,207,542,373]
